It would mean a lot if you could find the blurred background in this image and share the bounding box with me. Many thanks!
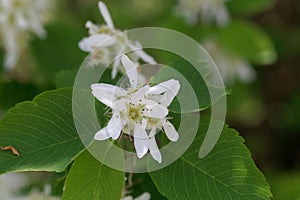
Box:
[0,0,300,199]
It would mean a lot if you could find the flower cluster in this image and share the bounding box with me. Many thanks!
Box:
[202,39,256,85]
[0,0,52,70]
[79,1,156,79]
[0,173,59,200]
[92,55,180,163]
[174,0,230,26]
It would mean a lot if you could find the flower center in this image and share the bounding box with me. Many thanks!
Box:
[128,107,141,121]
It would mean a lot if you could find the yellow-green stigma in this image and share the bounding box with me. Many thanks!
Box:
[128,106,142,121]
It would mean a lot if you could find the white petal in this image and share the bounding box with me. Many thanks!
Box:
[129,43,156,64]
[215,7,230,26]
[160,92,176,107]
[3,27,19,70]
[91,85,115,108]
[134,124,149,158]
[107,113,122,140]
[85,20,99,35]
[135,192,151,200]
[135,49,156,64]
[0,0,11,10]
[149,137,162,163]
[147,93,163,103]
[111,58,120,79]
[79,34,116,52]
[98,1,114,29]
[91,83,127,96]
[94,127,110,140]
[85,20,96,29]
[114,99,128,113]
[111,45,125,79]
[130,85,149,104]
[121,55,138,88]
[142,100,168,119]
[148,79,180,95]
[237,61,256,84]
[4,48,19,70]
[91,83,127,108]
[27,11,46,38]
[15,12,28,29]
[92,34,116,47]
[134,139,148,158]
[162,80,180,106]
[78,38,95,52]
[163,120,179,142]
[148,79,180,107]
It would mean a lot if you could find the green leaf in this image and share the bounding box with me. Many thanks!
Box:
[216,21,277,65]
[227,0,274,16]
[62,150,124,200]
[0,88,86,174]
[150,117,272,200]
[150,60,226,113]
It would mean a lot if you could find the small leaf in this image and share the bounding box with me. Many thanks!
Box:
[0,88,86,174]
[150,116,272,200]
[62,150,124,200]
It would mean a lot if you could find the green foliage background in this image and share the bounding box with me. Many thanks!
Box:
[0,0,300,199]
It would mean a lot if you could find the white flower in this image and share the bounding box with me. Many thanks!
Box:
[122,192,151,200]
[202,39,256,85]
[92,55,180,163]
[0,173,28,200]
[22,193,60,200]
[174,0,230,26]
[19,184,60,200]
[0,0,52,70]
[79,1,156,79]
